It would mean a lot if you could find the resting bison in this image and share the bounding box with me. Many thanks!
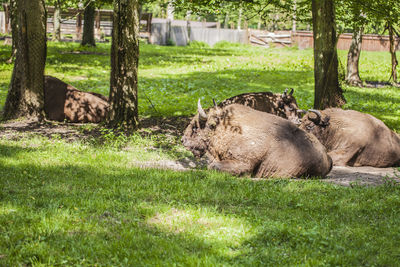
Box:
[182,100,332,178]
[218,88,304,124]
[44,76,109,123]
[300,108,400,167]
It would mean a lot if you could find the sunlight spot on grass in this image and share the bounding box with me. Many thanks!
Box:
[146,207,255,248]
[0,205,18,215]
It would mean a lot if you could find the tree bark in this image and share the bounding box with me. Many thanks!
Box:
[346,25,363,86]
[388,23,398,84]
[3,0,47,120]
[81,0,96,46]
[107,0,140,130]
[311,0,346,109]
[52,0,61,41]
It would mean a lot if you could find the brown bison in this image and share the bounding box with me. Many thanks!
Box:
[44,76,109,123]
[218,88,304,124]
[182,100,332,178]
[300,108,400,167]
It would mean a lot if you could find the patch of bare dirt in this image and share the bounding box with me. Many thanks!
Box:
[0,116,192,142]
[325,166,399,187]
[0,119,100,141]
[138,116,191,138]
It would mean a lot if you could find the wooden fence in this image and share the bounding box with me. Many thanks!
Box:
[1,4,152,41]
[250,30,400,52]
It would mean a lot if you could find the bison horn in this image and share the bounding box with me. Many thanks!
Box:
[308,109,322,121]
[212,98,217,107]
[289,88,294,96]
[197,99,208,121]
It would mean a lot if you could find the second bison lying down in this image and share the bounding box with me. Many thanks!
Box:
[182,101,332,178]
[218,88,304,124]
[44,76,108,123]
[300,108,400,167]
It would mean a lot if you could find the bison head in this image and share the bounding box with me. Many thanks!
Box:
[182,99,223,158]
[277,88,305,125]
[300,109,330,136]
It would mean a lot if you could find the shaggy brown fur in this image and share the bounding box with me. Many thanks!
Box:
[218,89,303,124]
[44,76,109,123]
[300,108,400,167]
[182,104,332,178]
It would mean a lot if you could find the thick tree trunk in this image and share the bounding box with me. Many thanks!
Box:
[388,23,398,83]
[311,0,346,109]
[52,1,61,41]
[107,0,140,130]
[346,26,363,86]
[3,0,47,120]
[81,0,96,46]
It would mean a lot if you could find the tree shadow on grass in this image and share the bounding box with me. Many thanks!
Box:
[1,157,399,265]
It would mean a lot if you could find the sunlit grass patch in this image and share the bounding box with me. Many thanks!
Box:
[147,206,255,249]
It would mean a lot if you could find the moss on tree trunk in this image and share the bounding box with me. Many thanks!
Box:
[3,0,47,120]
[312,0,346,109]
[107,0,140,130]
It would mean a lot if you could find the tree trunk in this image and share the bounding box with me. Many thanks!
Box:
[311,0,346,109]
[52,0,61,41]
[292,0,297,32]
[3,0,47,120]
[237,7,242,30]
[388,23,398,84]
[7,0,18,63]
[346,26,363,86]
[107,0,140,130]
[224,13,229,29]
[81,0,96,46]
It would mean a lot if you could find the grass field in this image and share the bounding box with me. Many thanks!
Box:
[0,41,400,266]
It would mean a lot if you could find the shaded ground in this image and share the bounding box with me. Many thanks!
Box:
[0,118,398,187]
[364,80,400,88]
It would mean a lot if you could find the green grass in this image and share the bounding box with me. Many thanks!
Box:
[1,137,400,266]
[1,41,400,265]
